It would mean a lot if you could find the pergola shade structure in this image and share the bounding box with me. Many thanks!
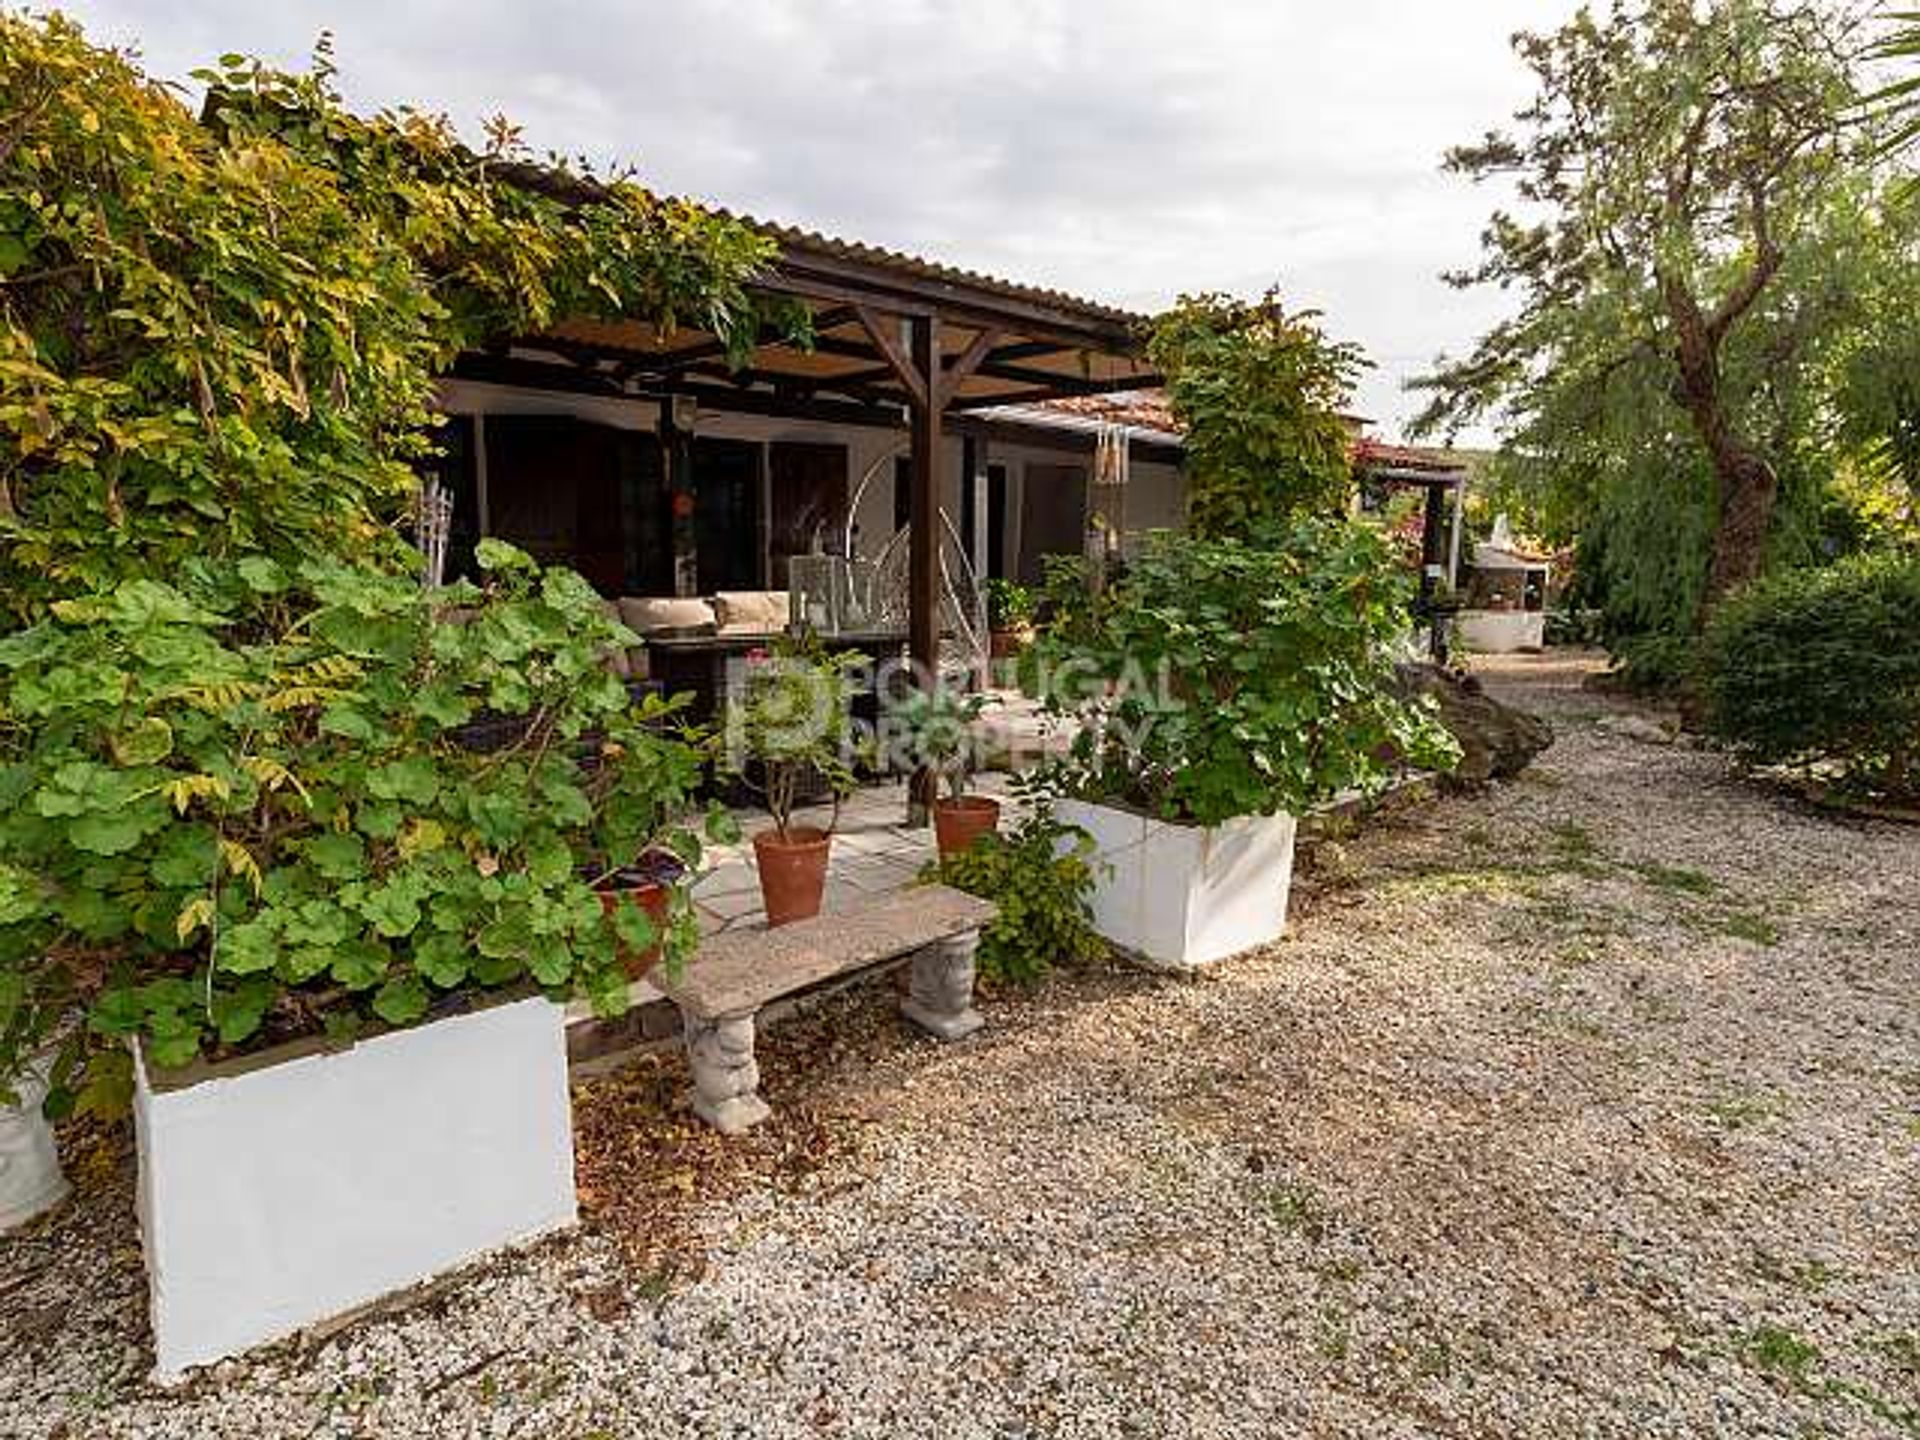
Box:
[451,203,1163,729]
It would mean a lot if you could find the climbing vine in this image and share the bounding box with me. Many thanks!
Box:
[0,16,800,614]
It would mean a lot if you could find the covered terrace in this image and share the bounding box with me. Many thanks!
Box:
[443,204,1166,719]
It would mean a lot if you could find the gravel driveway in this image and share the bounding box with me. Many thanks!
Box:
[4,652,1916,1438]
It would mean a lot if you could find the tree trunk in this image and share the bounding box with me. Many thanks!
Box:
[1701,443,1777,610]
[1662,277,1780,622]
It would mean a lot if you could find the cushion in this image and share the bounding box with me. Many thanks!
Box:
[617,596,717,635]
[712,591,790,635]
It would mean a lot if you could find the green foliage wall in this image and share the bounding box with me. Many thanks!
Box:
[0,15,785,1097]
[0,16,788,615]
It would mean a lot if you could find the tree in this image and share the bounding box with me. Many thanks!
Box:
[1415,0,1865,618]
[1148,291,1366,540]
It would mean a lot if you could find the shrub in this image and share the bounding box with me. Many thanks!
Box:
[1698,552,1920,799]
[1025,520,1460,826]
[0,543,729,1108]
[0,17,790,1105]
[1148,290,1367,537]
[920,811,1103,984]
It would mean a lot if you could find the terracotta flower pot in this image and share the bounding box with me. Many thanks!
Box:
[933,796,1001,858]
[594,854,686,981]
[597,882,673,981]
[752,826,832,927]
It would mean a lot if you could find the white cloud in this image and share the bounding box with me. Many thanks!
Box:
[64,0,1582,440]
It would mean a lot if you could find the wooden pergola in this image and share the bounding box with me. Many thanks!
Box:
[452,211,1164,699]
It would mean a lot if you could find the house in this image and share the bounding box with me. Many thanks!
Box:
[422,199,1476,672]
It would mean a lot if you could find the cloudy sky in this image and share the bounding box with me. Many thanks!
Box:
[61,1,1584,440]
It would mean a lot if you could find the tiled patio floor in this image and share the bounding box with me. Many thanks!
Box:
[686,688,1057,938]
[691,769,1025,937]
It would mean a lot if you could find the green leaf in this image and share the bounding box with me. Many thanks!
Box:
[609,898,658,954]
[150,825,218,887]
[0,863,44,927]
[306,831,368,881]
[236,556,289,594]
[319,705,376,742]
[474,538,536,573]
[145,1027,203,1070]
[290,897,356,948]
[35,760,137,817]
[411,684,473,729]
[367,757,439,806]
[69,800,171,856]
[279,946,335,983]
[89,985,145,1037]
[371,973,429,1026]
[210,980,273,1045]
[355,800,404,840]
[477,910,532,961]
[111,717,174,766]
[525,831,574,887]
[527,939,573,987]
[216,917,281,976]
[359,875,424,938]
[704,806,743,846]
[329,939,389,990]
[414,932,471,988]
[582,963,632,1019]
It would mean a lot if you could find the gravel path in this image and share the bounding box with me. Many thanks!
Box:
[4,652,1916,1438]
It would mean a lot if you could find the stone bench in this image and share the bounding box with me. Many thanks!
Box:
[656,885,997,1134]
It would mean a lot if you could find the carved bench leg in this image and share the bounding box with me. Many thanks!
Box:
[902,929,986,1042]
[684,1009,771,1134]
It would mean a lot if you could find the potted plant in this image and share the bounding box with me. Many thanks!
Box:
[985,579,1036,660]
[1025,521,1459,970]
[578,700,735,982]
[0,545,724,1378]
[723,637,860,926]
[893,687,1000,857]
[590,850,686,981]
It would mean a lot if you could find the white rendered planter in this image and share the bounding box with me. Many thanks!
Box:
[0,1058,70,1233]
[1055,799,1297,971]
[135,995,576,1382]
[1457,609,1546,654]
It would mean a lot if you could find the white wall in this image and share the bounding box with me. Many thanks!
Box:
[137,997,576,1381]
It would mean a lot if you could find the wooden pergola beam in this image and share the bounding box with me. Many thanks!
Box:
[853,305,929,410]
[936,326,1002,409]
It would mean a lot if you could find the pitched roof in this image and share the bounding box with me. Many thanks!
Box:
[725,211,1150,331]
[1352,437,1477,476]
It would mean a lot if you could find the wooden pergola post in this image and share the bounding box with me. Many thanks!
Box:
[908,315,943,820]
[854,307,1008,821]
[908,314,943,695]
